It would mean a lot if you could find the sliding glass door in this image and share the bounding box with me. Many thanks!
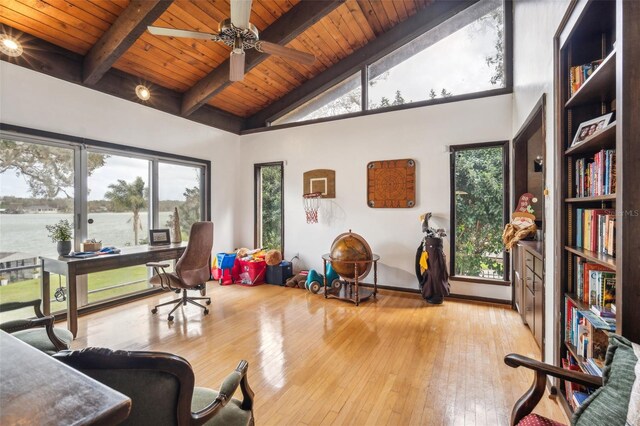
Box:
[0,138,77,315]
[0,130,208,314]
[86,152,152,304]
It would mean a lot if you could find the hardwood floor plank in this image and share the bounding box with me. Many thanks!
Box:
[67,285,566,425]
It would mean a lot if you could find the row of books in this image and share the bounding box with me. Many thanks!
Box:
[569,59,603,96]
[574,258,616,306]
[566,300,613,360]
[576,209,616,256]
[562,356,594,410]
[574,149,616,197]
[584,357,604,377]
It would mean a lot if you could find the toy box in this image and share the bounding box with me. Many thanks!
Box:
[237,259,266,286]
[266,261,293,285]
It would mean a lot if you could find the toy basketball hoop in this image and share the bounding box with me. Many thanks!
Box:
[303,192,321,224]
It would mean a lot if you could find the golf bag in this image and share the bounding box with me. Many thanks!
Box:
[415,237,450,304]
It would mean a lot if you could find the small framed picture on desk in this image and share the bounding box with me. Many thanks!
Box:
[149,229,171,246]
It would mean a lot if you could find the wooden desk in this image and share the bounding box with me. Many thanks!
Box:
[0,331,131,425]
[40,243,187,338]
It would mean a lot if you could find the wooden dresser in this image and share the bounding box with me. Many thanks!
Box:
[513,240,544,349]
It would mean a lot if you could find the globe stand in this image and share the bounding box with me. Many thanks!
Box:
[321,254,380,306]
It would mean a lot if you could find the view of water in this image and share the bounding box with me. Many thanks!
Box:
[0,212,173,259]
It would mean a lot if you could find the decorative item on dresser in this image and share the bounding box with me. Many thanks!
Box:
[554,0,640,418]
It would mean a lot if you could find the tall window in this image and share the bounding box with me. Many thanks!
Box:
[0,130,208,313]
[450,142,508,282]
[255,162,283,251]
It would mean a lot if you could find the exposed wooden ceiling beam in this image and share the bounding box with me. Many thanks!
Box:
[83,0,174,85]
[0,24,243,134]
[244,0,480,130]
[181,0,344,117]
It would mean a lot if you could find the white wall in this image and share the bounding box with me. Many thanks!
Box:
[512,0,571,363]
[239,94,513,299]
[0,61,240,252]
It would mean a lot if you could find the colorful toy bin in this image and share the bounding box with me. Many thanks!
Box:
[213,253,237,285]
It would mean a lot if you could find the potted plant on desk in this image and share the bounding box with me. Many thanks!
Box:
[46,219,73,256]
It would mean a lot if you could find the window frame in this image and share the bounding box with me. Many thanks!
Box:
[449,140,510,285]
[257,0,513,132]
[254,161,284,253]
[0,123,211,309]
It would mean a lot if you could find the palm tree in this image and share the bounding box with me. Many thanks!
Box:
[105,177,146,245]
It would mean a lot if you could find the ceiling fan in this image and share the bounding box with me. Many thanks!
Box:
[147,0,316,82]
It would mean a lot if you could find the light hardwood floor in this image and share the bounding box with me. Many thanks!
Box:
[67,283,567,425]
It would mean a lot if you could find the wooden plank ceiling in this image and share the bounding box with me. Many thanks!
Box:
[0,0,435,121]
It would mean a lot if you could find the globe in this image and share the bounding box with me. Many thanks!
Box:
[329,230,373,281]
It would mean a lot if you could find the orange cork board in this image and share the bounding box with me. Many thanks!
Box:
[367,159,416,208]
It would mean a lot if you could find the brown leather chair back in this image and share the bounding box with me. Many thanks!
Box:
[176,221,213,287]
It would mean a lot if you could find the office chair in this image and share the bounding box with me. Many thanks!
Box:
[147,221,213,321]
[54,347,255,426]
[0,299,72,354]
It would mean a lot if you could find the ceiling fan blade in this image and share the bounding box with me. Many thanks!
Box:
[147,26,220,41]
[256,41,316,65]
[230,51,246,81]
[230,0,253,29]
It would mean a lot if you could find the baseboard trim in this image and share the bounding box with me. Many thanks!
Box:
[448,293,511,305]
[358,283,511,305]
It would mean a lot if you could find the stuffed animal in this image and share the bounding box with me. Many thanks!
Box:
[503,193,538,250]
[265,249,282,266]
[285,271,308,288]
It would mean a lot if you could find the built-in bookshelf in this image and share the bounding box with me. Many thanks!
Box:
[554,0,640,418]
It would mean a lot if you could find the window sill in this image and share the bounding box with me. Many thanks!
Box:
[450,276,511,286]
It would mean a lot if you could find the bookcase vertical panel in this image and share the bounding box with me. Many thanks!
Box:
[553,0,639,418]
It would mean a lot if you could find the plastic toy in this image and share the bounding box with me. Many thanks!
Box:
[305,264,341,294]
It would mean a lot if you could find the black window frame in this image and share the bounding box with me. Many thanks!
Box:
[449,140,510,285]
[254,161,284,253]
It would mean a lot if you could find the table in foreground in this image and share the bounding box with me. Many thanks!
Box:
[40,243,187,338]
[0,331,131,425]
[321,253,380,306]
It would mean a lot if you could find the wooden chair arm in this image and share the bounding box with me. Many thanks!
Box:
[504,354,603,425]
[0,299,44,317]
[191,360,253,424]
[0,315,67,351]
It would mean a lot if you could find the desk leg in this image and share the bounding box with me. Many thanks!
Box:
[40,261,50,316]
[67,271,78,338]
[323,258,328,299]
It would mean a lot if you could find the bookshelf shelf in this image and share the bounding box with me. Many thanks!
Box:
[564,122,616,155]
[566,293,589,311]
[565,50,616,109]
[564,194,616,203]
[564,246,616,269]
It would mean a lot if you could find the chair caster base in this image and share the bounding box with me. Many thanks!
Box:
[204,308,209,315]
[168,315,174,322]
[151,308,158,314]
[206,300,211,305]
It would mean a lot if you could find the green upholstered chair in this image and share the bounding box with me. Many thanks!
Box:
[0,299,72,355]
[504,334,639,426]
[53,347,255,426]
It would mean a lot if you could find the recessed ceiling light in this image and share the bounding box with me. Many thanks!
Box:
[0,35,23,57]
[135,85,151,101]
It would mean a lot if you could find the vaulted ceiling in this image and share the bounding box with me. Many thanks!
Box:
[0,0,473,133]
